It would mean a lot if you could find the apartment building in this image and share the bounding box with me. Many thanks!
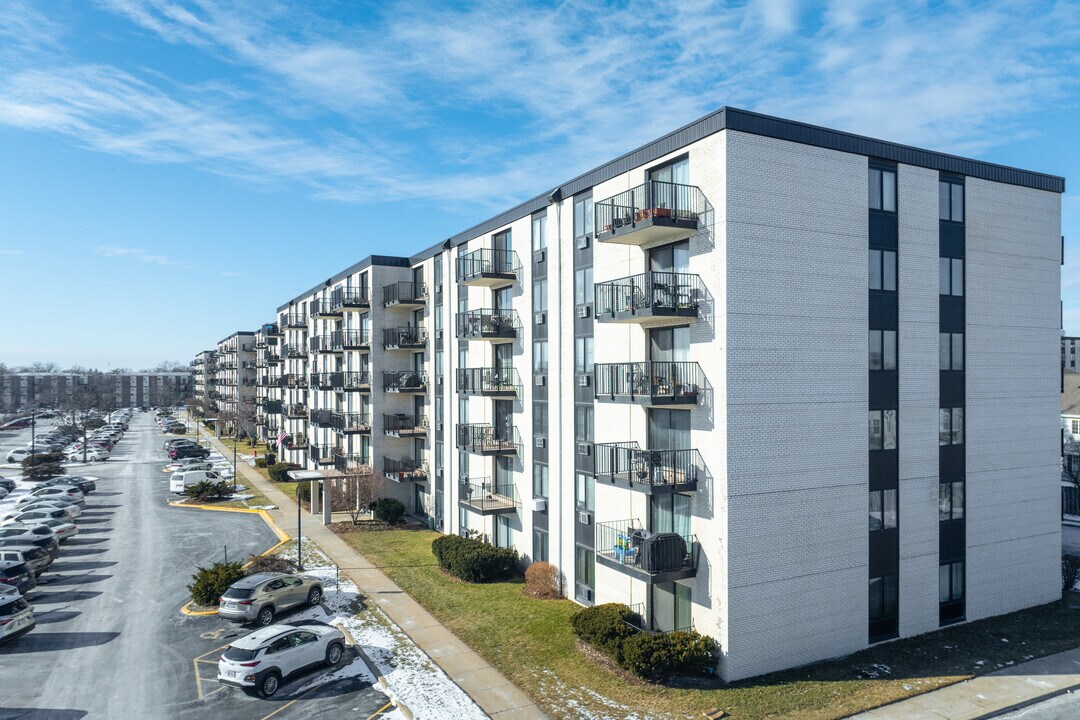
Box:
[195,108,1064,680]
[1,371,192,410]
[191,350,216,405]
[1062,336,1080,370]
[213,331,257,435]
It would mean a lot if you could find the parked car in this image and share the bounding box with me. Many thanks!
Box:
[29,486,85,504]
[69,448,110,462]
[169,470,224,494]
[164,438,197,450]
[0,487,7,500]
[0,561,35,596]
[164,458,213,473]
[0,527,59,559]
[170,445,210,460]
[1,508,76,526]
[0,477,16,493]
[18,500,82,519]
[218,572,324,626]
[0,583,19,597]
[216,624,345,697]
[0,546,52,577]
[0,594,34,643]
[46,476,96,494]
[36,519,77,543]
[5,449,36,464]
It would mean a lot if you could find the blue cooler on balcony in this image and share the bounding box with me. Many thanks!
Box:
[639,533,687,573]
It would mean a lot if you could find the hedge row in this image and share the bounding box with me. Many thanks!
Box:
[431,534,518,583]
[571,603,718,681]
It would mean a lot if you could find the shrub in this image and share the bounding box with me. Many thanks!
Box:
[571,604,641,663]
[22,453,65,481]
[185,480,231,501]
[268,461,300,482]
[373,498,406,525]
[1064,554,1080,593]
[524,561,561,599]
[245,554,298,575]
[188,561,246,606]
[621,630,719,681]
[254,458,269,468]
[432,534,519,583]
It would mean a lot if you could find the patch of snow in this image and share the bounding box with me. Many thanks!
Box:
[531,666,657,720]
[1001,638,1010,643]
[227,493,255,501]
[247,504,278,510]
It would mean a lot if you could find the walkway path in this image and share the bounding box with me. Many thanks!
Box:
[201,430,548,720]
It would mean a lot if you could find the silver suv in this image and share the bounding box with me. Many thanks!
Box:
[218,572,324,626]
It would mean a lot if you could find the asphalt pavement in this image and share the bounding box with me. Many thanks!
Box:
[0,413,389,720]
[994,689,1080,719]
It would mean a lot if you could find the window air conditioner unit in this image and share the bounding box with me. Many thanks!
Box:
[577,510,592,525]
[435,329,443,340]
[535,436,546,449]
[577,305,590,319]
[534,249,545,263]
[531,497,547,512]
[535,374,546,387]
[435,283,443,294]
[578,375,590,387]
[436,468,443,478]
[577,442,591,456]
[534,312,545,325]
[577,236,589,250]
[437,375,444,385]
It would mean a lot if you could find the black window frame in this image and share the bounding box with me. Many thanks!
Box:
[939,407,964,446]
[939,332,964,371]
[869,249,897,292]
[869,164,898,213]
[869,488,898,531]
[939,257,964,297]
[869,329,898,371]
[869,573,899,621]
[939,177,965,223]
[938,481,965,521]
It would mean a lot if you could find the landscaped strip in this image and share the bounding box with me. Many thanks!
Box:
[339,528,1080,720]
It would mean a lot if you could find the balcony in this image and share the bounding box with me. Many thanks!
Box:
[311,372,338,391]
[285,403,308,419]
[455,309,520,343]
[384,457,428,482]
[282,374,308,390]
[337,288,370,311]
[333,453,371,473]
[341,329,370,350]
[315,299,342,318]
[384,413,428,437]
[284,344,307,359]
[309,409,334,428]
[456,367,522,397]
[286,434,309,450]
[459,479,519,515]
[333,412,371,434]
[595,271,703,326]
[340,371,371,392]
[594,361,703,407]
[594,180,704,246]
[284,313,307,328]
[266,324,283,337]
[383,281,427,308]
[456,424,521,456]
[265,400,283,415]
[595,519,699,583]
[311,444,341,466]
[254,338,267,349]
[310,334,343,354]
[266,349,282,364]
[383,370,427,394]
[594,443,705,494]
[456,248,520,287]
[383,326,428,350]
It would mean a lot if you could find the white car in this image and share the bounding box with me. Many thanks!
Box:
[69,448,110,462]
[163,458,213,473]
[1,508,75,526]
[217,624,346,697]
[18,501,81,519]
[36,519,77,543]
[28,486,85,504]
[5,449,34,464]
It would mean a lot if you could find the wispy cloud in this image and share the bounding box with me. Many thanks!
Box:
[94,245,185,267]
[0,249,24,255]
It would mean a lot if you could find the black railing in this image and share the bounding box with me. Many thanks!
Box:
[311,372,338,390]
[594,361,703,405]
[310,335,343,353]
[456,248,520,283]
[594,271,703,320]
[337,288,370,309]
[309,408,334,427]
[456,423,521,455]
[283,313,307,328]
[265,349,281,363]
[287,434,309,449]
[283,344,306,359]
[282,374,308,389]
[334,453,371,472]
[455,309,520,340]
[384,457,428,481]
[595,518,697,577]
[383,281,427,307]
[456,367,522,396]
[340,329,369,349]
[340,371,371,391]
[594,180,704,239]
[310,444,341,464]
[255,338,268,349]
[265,400,283,415]
[315,299,341,317]
[594,443,705,491]
[384,413,428,435]
[332,412,370,433]
[383,326,428,349]
[383,370,427,393]
[459,479,519,512]
[285,403,307,418]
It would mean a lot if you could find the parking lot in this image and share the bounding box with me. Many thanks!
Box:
[0,413,391,720]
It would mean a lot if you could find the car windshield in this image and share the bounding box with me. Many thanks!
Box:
[222,646,257,662]
[222,587,253,600]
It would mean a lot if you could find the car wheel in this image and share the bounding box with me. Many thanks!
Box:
[307,587,322,606]
[257,606,274,626]
[325,642,343,666]
[258,672,281,698]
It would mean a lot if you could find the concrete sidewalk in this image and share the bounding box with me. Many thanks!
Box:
[849,646,1080,720]
[202,431,547,720]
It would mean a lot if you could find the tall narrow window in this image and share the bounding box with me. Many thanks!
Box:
[939,333,964,370]
[939,179,964,222]
[533,462,549,499]
[869,166,897,212]
[938,481,965,521]
[869,330,897,370]
[869,250,897,291]
[533,528,549,563]
[869,489,898,530]
[939,561,965,602]
[869,574,899,620]
[939,408,964,446]
[869,410,898,450]
[532,213,547,253]
[939,257,964,296]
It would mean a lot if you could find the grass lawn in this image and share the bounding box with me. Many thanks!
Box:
[340,528,1080,720]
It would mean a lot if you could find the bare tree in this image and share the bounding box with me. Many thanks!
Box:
[60,375,112,463]
[151,360,188,372]
[326,470,380,525]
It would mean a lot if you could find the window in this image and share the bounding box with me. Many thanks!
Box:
[532,213,547,252]
[533,340,548,374]
[939,179,964,222]
[939,407,964,446]
[534,279,548,314]
[939,481,965,521]
[1072,419,1080,435]
[533,528,549,563]
[869,250,897,291]
[869,166,897,212]
[575,472,595,511]
[575,545,595,596]
[574,196,594,240]
[575,267,593,306]
[533,463,549,498]
[939,561,965,603]
[575,405,593,442]
[869,574,898,621]
[869,330,897,370]
[495,515,513,549]
[575,336,594,374]
[869,410,898,450]
[939,257,964,296]
[939,333,964,371]
[869,489,898,531]
[533,401,548,435]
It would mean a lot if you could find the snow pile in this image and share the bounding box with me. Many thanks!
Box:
[531,666,656,720]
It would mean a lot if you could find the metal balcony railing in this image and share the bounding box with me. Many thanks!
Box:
[383,281,427,307]
[455,309,520,341]
[282,373,308,389]
[594,443,705,492]
[332,412,370,433]
[594,180,704,242]
[383,370,427,393]
[340,329,369,349]
[594,361,703,406]
[383,326,428,349]
[310,335,342,353]
[334,453,371,472]
[336,288,370,310]
[283,313,307,328]
[384,413,428,436]
[340,371,370,391]
[459,478,519,513]
[285,403,307,419]
[311,372,338,391]
[283,344,306,359]
[283,433,308,449]
[456,367,522,396]
[456,424,521,455]
[264,400,283,415]
[310,444,341,465]
[255,338,268,349]
[315,298,342,317]
[456,248,521,284]
[384,457,428,481]
[265,349,281,363]
[309,408,334,427]
[594,271,703,322]
[622,602,694,634]
[595,518,698,580]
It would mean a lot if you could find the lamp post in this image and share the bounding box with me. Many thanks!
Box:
[296,482,304,571]
[232,431,238,492]
[29,408,35,472]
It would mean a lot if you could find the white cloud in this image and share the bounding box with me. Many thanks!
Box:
[0,249,24,255]
[94,245,185,267]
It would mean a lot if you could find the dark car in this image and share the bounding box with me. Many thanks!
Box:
[164,438,197,450]
[51,476,96,494]
[170,445,210,460]
[0,529,60,560]
[0,561,35,597]
[0,478,16,493]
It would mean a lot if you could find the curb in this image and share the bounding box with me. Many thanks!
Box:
[332,620,415,720]
[975,682,1080,719]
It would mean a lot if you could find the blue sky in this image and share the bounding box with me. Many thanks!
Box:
[0,0,1077,369]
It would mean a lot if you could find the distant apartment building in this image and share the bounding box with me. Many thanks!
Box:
[193,108,1064,680]
[1,371,192,410]
[1062,336,1080,370]
[211,331,257,434]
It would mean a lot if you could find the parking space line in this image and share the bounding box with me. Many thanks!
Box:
[193,644,229,700]
[258,683,322,720]
[365,701,392,720]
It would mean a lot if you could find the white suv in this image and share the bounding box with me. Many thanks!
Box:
[217,624,346,697]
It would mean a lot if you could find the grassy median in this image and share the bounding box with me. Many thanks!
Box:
[339,528,1080,720]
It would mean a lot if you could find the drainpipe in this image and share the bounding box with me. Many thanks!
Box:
[549,187,564,595]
